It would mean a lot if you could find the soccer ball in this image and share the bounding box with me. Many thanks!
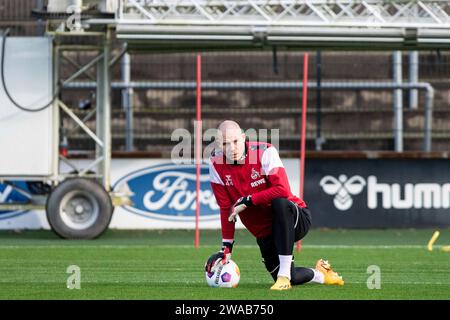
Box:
[205,259,240,288]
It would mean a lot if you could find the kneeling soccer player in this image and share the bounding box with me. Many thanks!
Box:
[205,120,344,290]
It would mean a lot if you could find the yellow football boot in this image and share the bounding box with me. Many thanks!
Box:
[315,259,344,286]
[270,276,292,290]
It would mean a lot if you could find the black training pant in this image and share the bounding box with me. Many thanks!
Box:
[256,198,313,285]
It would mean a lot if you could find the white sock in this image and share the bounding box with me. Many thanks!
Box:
[277,255,292,280]
[309,268,325,284]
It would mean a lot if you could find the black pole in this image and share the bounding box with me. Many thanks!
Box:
[36,0,46,36]
[316,51,323,150]
[272,46,279,75]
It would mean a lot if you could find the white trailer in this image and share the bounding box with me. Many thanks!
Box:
[0,29,122,239]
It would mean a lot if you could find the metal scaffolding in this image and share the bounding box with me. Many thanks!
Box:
[37,0,446,187]
[109,0,450,49]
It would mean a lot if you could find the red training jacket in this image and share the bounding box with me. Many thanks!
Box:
[209,141,307,241]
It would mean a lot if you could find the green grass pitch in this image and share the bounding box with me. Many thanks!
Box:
[0,228,449,300]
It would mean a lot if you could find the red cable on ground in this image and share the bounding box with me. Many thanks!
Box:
[195,54,202,248]
[297,53,309,253]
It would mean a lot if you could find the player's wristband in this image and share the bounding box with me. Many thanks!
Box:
[242,195,253,207]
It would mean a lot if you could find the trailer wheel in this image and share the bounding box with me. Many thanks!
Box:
[46,178,113,239]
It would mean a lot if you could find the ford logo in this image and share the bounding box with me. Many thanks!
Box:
[113,163,220,221]
[0,182,30,220]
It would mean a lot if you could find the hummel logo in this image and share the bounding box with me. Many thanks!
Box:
[320,175,366,211]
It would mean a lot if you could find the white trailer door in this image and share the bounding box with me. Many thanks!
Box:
[0,37,54,176]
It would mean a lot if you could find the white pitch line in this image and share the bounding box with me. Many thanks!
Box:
[347,281,449,285]
[0,244,438,249]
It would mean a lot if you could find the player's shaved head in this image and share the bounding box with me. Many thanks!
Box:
[218,120,241,133]
[216,120,246,162]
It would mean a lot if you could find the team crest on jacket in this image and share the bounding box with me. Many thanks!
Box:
[225,175,234,186]
[251,168,260,180]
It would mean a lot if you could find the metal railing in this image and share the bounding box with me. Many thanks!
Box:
[63,80,434,152]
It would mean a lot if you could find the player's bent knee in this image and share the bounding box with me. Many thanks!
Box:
[271,198,292,223]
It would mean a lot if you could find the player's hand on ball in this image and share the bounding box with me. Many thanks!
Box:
[229,196,253,222]
[205,242,233,273]
[204,250,228,273]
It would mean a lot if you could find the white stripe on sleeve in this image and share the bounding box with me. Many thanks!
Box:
[261,146,284,175]
[209,161,224,185]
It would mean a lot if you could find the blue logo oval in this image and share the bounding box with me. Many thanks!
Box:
[113,163,220,221]
[0,182,31,220]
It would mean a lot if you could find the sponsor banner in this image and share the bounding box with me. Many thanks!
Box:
[109,160,238,229]
[0,181,51,229]
[306,159,450,228]
[0,159,300,230]
[1,158,449,229]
